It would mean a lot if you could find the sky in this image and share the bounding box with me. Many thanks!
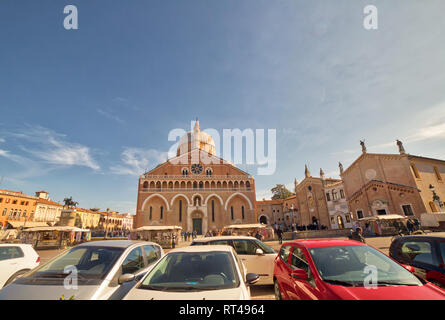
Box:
[1,0,445,213]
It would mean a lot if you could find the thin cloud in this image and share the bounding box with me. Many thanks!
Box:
[111,148,169,176]
[7,125,100,171]
[97,108,125,124]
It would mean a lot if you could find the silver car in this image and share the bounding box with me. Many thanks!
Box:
[0,240,164,300]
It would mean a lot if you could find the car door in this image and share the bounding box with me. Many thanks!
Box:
[395,239,442,281]
[0,246,25,287]
[232,240,267,278]
[287,246,321,300]
[274,245,292,298]
[107,246,147,300]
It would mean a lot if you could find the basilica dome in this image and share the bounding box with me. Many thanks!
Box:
[176,121,216,156]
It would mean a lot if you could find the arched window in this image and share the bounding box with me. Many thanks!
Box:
[212,200,215,222]
[242,206,245,220]
[182,169,188,176]
[231,206,234,220]
[199,181,203,189]
[246,181,251,188]
[193,182,197,189]
[143,181,148,189]
[179,200,182,222]
[160,206,163,219]
[149,206,152,220]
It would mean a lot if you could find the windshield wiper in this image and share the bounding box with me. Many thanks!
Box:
[323,279,356,287]
[376,281,419,287]
[139,285,168,291]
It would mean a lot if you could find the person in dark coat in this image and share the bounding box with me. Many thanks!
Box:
[277,228,283,244]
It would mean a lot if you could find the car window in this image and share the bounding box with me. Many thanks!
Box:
[26,246,124,282]
[253,240,275,254]
[232,240,257,255]
[190,242,207,246]
[210,240,231,246]
[279,245,291,265]
[143,245,160,265]
[141,251,240,290]
[440,242,445,266]
[0,246,24,261]
[399,241,436,266]
[290,247,309,272]
[122,247,145,274]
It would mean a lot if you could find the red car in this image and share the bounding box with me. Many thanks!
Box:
[273,239,445,300]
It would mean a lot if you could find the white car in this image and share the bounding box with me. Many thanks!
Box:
[0,241,164,300]
[0,244,40,288]
[191,236,277,285]
[123,245,259,300]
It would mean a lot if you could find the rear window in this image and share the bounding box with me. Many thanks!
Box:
[399,241,436,266]
[0,246,24,261]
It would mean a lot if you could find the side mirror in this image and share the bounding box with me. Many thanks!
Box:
[246,273,260,285]
[291,268,308,280]
[255,248,264,256]
[118,273,135,284]
[402,264,415,273]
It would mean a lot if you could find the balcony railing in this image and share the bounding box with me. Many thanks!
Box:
[141,188,253,192]
[141,175,252,180]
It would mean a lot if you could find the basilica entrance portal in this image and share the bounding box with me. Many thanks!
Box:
[193,218,203,235]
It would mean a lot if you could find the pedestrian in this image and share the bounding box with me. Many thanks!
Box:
[277,228,283,244]
[350,227,366,243]
[255,230,263,241]
[171,233,176,248]
[406,219,414,234]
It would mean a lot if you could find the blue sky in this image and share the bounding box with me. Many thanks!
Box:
[1,1,445,213]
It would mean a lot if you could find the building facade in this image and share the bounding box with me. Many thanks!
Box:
[135,121,257,234]
[341,140,445,220]
[33,191,64,225]
[0,190,37,228]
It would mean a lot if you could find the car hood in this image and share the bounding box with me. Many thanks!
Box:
[0,283,102,300]
[326,283,445,300]
[124,287,247,300]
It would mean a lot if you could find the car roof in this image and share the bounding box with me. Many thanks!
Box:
[393,235,445,241]
[167,245,234,253]
[285,238,367,249]
[75,240,159,248]
[191,236,257,242]
[0,243,33,248]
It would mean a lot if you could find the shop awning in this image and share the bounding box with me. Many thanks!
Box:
[133,225,182,232]
[223,223,268,230]
[22,226,89,232]
[358,214,407,221]
[7,221,50,229]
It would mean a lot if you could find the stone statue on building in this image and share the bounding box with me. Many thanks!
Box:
[360,140,367,154]
[305,165,310,178]
[396,139,406,155]
[339,162,344,175]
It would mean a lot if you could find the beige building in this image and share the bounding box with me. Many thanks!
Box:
[323,177,353,229]
[135,121,257,234]
[33,191,64,225]
[59,208,101,229]
[341,140,445,220]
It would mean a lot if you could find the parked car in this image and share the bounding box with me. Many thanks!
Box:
[389,236,445,289]
[0,244,40,288]
[191,236,276,284]
[273,239,445,300]
[123,245,259,300]
[0,240,164,300]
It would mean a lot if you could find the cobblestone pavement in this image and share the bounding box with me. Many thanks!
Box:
[34,232,445,300]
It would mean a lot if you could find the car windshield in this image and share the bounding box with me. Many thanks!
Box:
[23,246,125,282]
[309,245,423,287]
[139,251,240,291]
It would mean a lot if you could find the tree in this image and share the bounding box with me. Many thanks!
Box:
[89,208,100,212]
[271,184,294,200]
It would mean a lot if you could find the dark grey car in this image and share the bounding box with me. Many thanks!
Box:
[0,240,164,300]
